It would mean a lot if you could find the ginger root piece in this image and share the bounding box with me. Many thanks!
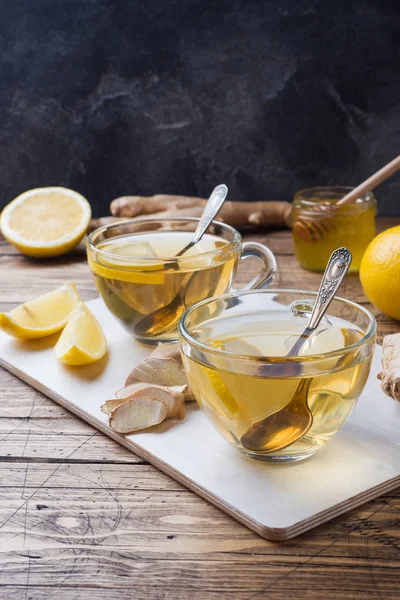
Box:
[103,194,293,230]
[126,345,195,401]
[110,397,168,433]
[126,356,195,402]
[150,342,183,363]
[151,385,185,419]
[102,343,194,434]
[115,382,152,400]
[116,382,185,419]
[101,398,127,416]
[126,357,186,387]
[101,382,150,415]
[378,334,400,401]
[88,216,125,233]
[109,384,185,433]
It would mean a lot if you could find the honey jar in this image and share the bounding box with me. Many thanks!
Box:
[292,186,377,272]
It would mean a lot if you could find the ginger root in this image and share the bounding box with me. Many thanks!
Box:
[102,384,185,433]
[88,216,124,233]
[378,334,400,401]
[126,356,194,402]
[110,397,168,433]
[126,342,195,402]
[88,195,293,232]
[102,343,194,434]
[116,381,185,419]
[150,342,183,362]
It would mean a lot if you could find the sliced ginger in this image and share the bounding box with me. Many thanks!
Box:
[103,342,194,434]
[110,397,168,433]
[102,383,185,433]
[115,382,152,401]
[126,356,195,402]
[150,343,183,362]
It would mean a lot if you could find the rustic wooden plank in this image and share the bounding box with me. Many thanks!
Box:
[0,554,398,598]
[0,463,398,554]
[0,590,254,600]
[0,432,147,463]
[0,487,398,597]
[0,485,398,560]
[0,256,96,308]
[0,368,146,462]
[0,462,182,491]
[0,235,88,256]
[1,590,239,600]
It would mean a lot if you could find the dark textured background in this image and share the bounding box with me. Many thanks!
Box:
[0,0,399,217]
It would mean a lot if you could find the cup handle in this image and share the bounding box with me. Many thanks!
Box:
[236,241,277,290]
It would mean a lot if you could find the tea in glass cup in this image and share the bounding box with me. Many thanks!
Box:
[87,218,276,343]
[180,290,376,462]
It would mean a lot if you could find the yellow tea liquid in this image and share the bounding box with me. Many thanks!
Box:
[183,311,373,460]
[292,199,376,272]
[88,231,237,342]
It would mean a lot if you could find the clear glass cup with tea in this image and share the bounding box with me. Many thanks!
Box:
[87,217,276,344]
[179,289,376,462]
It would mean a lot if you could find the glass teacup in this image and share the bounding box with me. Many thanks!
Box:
[179,289,376,462]
[87,217,276,344]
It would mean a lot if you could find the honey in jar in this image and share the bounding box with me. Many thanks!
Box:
[292,186,377,272]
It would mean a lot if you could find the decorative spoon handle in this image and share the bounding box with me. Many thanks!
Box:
[175,184,228,256]
[287,247,352,357]
[191,184,228,244]
[308,247,352,329]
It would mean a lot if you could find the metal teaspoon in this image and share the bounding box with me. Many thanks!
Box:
[175,184,228,256]
[240,247,352,454]
[132,184,228,338]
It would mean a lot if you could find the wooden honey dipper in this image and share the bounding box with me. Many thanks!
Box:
[292,155,400,242]
[89,156,400,236]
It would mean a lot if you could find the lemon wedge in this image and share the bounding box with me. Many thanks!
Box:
[55,302,107,365]
[0,187,91,257]
[0,283,79,339]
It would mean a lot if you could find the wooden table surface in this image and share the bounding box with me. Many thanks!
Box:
[0,218,399,599]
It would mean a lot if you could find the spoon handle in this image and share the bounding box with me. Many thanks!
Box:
[308,247,352,330]
[287,247,352,358]
[191,184,228,245]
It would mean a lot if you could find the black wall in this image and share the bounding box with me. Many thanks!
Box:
[0,0,399,217]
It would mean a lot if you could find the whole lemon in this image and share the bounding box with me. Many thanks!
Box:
[360,225,400,320]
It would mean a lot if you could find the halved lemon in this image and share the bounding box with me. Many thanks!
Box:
[0,187,91,257]
[0,283,79,339]
[55,302,107,365]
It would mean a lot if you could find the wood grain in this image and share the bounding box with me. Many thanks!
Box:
[0,220,399,599]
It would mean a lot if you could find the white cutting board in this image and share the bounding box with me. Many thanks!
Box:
[0,298,399,540]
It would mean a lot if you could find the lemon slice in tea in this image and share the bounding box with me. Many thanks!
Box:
[89,239,166,285]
